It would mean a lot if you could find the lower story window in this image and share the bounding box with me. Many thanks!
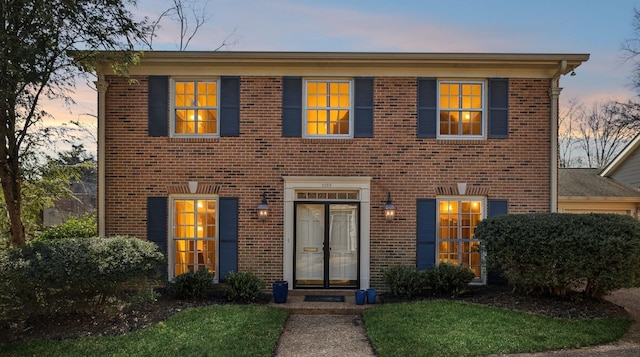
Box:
[171,197,217,279]
[437,198,484,280]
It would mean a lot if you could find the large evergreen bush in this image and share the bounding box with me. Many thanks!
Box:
[476,213,640,298]
[0,236,164,321]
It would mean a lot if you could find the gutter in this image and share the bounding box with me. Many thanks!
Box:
[550,60,567,212]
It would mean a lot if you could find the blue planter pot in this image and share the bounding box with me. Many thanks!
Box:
[272,281,288,303]
[355,289,366,305]
[366,288,377,304]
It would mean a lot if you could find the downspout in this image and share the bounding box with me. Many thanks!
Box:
[549,60,566,212]
[95,73,108,237]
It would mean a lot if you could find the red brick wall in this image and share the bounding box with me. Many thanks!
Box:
[103,75,552,286]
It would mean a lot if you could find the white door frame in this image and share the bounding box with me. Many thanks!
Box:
[283,176,371,290]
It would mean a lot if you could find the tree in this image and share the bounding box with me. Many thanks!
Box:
[623,8,640,93]
[558,100,635,168]
[55,144,96,185]
[0,0,150,246]
[558,99,585,168]
[576,101,635,168]
[147,0,238,51]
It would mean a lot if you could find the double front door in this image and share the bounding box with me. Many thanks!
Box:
[295,203,359,288]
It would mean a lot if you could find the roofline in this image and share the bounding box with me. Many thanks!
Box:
[600,132,640,177]
[558,196,640,202]
[90,50,590,76]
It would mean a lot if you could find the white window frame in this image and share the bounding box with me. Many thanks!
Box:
[436,196,486,283]
[303,78,354,139]
[437,80,486,140]
[170,78,220,138]
[168,195,219,282]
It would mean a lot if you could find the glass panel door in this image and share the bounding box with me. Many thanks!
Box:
[329,204,358,287]
[295,202,359,288]
[295,204,325,286]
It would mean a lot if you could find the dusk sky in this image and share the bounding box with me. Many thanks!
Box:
[48,0,640,153]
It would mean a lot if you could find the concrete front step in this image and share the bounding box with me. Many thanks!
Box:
[269,289,377,315]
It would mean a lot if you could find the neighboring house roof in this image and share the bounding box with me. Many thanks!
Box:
[559,168,640,198]
[600,133,640,177]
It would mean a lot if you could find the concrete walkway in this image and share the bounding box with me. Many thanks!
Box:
[275,315,375,357]
[273,288,640,357]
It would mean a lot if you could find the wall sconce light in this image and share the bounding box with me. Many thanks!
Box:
[384,192,397,221]
[257,192,269,220]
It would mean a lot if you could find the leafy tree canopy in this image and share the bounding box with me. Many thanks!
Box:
[0,0,150,246]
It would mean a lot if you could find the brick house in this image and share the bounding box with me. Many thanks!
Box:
[93,51,588,289]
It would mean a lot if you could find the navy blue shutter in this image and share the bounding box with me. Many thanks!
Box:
[488,199,508,217]
[417,78,437,138]
[147,197,168,280]
[220,76,240,137]
[218,197,239,282]
[488,78,509,138]
[416,199,437,270]
[282,77,302,137]
[354,77,374,137]
[148,76,169,137]
[487,199,508,285]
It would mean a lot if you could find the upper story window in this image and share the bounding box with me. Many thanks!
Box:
[439,81,485,138]
[173,79,219,136]
[304,79,353,138]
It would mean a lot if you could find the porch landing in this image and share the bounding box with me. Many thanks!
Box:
[268,289,375,315]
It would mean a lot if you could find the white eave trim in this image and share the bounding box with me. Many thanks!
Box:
[93,51,590,78]
[600,133,640,177]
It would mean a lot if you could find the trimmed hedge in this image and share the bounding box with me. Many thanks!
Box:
[383,263,475,299]
[428,262,475,297]
[476,213,640,298]
[0,236,164,320]
[37,214,97,240]
[172,268,214,300]
[382,265,429,299]
[225,271,265,303]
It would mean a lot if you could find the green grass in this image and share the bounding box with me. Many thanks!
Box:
[364,300,631,357]
[0,304,288,357]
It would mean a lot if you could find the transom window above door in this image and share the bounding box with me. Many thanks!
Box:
[304,79,353,138]
[173,79,219,136]
[439,81,485,138]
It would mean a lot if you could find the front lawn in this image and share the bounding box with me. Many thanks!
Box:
[0,304,288,357]
[364,300,631,357]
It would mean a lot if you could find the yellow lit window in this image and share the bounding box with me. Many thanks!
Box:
[174,80,218,135]
[305,80,351,136]
[438,199,483,279]
[173,198,217,278]
[439,82,483,136]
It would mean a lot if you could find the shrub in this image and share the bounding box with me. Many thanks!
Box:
[476,213,640,298]
[426,262,475,297]
[0,236,164,321]
[382,265,429,299]
[225,271,264,303]
[172,268,214,300]
[37,214,97,240]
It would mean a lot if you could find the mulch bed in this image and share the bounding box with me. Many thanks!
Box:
[0,285,629,345]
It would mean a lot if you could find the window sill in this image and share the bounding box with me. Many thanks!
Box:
[301,138,354,144]
[169,137,221,143]
[435,139,488,145]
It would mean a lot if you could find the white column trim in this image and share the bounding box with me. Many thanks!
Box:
[95,74,108,237]
[282,176,372,290]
